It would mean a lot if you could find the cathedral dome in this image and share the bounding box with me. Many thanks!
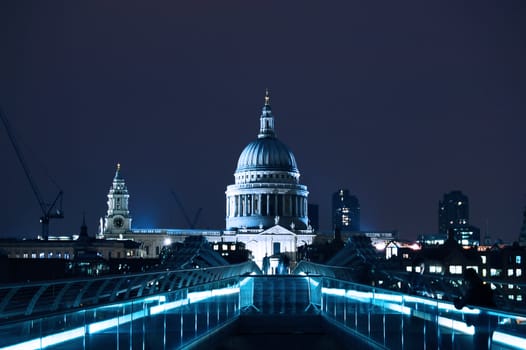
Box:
[236,137,298,173]
[225,91,309,232]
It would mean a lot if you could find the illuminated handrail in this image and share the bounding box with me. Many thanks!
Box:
[0,261,260,323]
[319,276,526,350]
[293,261,526,314]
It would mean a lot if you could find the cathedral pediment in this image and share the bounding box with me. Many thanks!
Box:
[258,225,296,236]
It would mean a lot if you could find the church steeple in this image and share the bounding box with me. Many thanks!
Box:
[78,212,89,241]
[103,164,132,235]
[258,89,276,139]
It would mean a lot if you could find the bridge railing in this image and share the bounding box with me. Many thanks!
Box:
[0,261,260,323]
[318,276,526,349]
[0,275,252,350]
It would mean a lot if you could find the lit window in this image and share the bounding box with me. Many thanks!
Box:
[490,268,500,277]
[516,256,522,264]
[509,295,515,300]
[516,269,522,277]
[429,265,436,273]
[508,269,514,277]
[481,256,487,264]
[230,245,236,251]
[518,295,523,302]
[415,266,421,273]
[406,266,412,272]
[482,269,487,277]
[213,244,219,250]
[403,253,409,259]
[222,244,228,250]
[31,253,36,258]
[508,284,514,289]
[449,265,462,274]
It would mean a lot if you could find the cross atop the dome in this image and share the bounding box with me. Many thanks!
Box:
[264,89,270,106]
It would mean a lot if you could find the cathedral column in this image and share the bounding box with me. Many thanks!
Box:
[294,196,298,217]
[242,195,246,216]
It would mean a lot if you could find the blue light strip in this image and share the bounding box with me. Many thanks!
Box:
[493,331,526,349]
[88,310,146,334]
[437,316,474,335]
[0,327,86,350]
[150,298,189,315]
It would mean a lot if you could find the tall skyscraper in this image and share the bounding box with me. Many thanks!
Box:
[438,190,479,245]
[438,190,469,234]
[332,189,360,232]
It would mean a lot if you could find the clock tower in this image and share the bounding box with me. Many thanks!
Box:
[103,163,132,235]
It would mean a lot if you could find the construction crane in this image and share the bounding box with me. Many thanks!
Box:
[0,106,64,240]
[170,190,202,229]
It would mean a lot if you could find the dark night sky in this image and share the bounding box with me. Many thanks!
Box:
[0,1,525,242]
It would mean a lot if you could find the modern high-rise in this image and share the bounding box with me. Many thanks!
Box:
[438,190,480,245]
[438,190,469,234]
[332,189,360,232]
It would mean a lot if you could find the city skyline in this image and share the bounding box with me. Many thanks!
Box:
[0,1,525,241]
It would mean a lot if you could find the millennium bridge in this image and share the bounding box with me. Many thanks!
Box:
[0,261,525,350]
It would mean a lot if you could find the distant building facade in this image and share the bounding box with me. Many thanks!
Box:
[332,189,360,232]
[0,218,143,262]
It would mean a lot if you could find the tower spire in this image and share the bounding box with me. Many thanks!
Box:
[258,89,276,138]
[114,163,121,179]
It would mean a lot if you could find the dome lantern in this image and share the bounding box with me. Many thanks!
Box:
[258,89,276,139]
